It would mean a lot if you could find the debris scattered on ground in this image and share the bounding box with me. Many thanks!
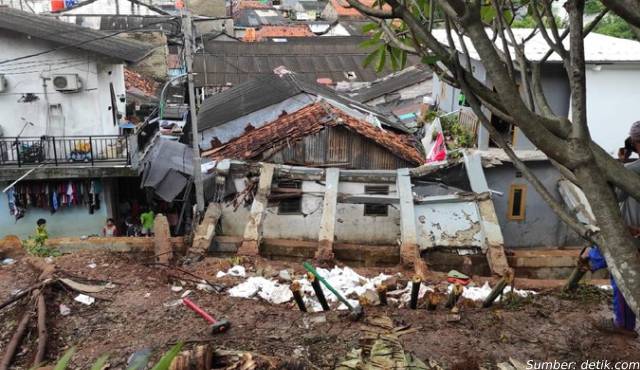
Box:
[216,265,246,278]
[1,258,15,265]
[74,294,95,306]
[59,304,71,316]
[449,282,536,302]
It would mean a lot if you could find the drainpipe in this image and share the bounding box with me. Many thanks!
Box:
[159,73,187,119]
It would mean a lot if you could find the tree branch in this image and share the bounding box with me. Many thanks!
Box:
[344,0,398,18]
[600,0,640,29]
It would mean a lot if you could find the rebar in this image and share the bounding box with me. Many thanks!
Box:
[409,275,421,309]
[308,273,330,311]
[377,284,387,306]
[290,281,307,312]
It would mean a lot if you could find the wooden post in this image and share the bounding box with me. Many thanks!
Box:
[238,163,275,256]
[316,168,339,261]
[190,203,222,256]
[154,214,172,264]
[396,168,419,267]
[463,151,511,277]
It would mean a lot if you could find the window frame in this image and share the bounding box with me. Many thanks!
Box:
[277,180,303,215]
[363,185,389,217]
[507,184,527,221]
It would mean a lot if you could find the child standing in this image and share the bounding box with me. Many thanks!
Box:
[102,218,118,237]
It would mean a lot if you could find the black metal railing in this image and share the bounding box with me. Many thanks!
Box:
[0,135,130,167]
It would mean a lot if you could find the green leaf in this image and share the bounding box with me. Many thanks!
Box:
[360,22,379,33]
[54,348,77,370]
[90,355,110,370]
[480,5,497,23]
[421,55,440,65]
[375,45,387,72]
[363,47,381,68]
[150,343,184,370]
[400,49,407,69]
[359,30,383,49]
[389,46,402,70]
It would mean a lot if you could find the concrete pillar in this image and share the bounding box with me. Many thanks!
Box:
[396,168,419,267]
[315,168,339,261]
[190,203,222,256]
[153,214,172,264]
[237,163,275,256]
[462,151,511,276]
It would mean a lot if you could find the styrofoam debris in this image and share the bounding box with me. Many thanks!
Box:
[181,290,192,298]
[1,258,15,265]
[229,277,293,304]
[217,265,246,278]
[449,282,537,302]
[163,299,183,308]
[598,285,613,291]
[171,285,183,292]
[59,304,71,316]
[74,294,95,305]
[105,282,116,289]
[197,283,216,292]
[87,262,97,269]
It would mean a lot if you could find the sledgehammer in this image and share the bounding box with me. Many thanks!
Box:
[182,298,231,334]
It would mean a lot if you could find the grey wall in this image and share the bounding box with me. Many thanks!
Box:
[484,161,580,248]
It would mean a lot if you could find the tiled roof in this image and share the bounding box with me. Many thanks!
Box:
[124,68,158,97]
[244,25,314,41]
[236,0,273,11]
[202,102,423,164]
[329,0,390,18]
[0,7,153,63]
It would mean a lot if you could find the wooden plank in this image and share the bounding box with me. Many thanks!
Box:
[237,163,275,256]
[396,168,419,267]
[463,151,511,276]
[338,194,400,204]
[315,168,339,261]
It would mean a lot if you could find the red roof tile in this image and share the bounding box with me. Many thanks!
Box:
[329,0,391,18]
[124,68,158,97]
[248,25,314,41]
[202,103,423,164]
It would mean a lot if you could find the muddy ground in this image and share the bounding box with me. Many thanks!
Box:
[1,249,639,369]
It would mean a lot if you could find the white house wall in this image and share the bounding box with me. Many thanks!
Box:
[0,31,126,138]
[582,63,640,155]
[220,180,401,244]
[199,93,315,149]
[415,201,483,249]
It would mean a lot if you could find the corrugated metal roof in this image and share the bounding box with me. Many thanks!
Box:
[197,73,411,133]
[348,65,433,102]
[194,36,388,86]
[0,7,154,63]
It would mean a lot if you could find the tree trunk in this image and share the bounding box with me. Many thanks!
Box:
[576,164,640,317]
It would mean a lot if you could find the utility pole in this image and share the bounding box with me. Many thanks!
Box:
[181,2,205,214]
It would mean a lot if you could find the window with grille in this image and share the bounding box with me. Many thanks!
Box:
[277,181,302,214]
[364,185,389,216]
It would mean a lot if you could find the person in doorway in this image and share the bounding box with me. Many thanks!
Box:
[102,218,118,237]
[140,208,155,237]
[35,218,48,240]
[591,120,640,337]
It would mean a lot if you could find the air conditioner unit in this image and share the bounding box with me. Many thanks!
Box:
[52,74,82,92]
[0,75,6,93]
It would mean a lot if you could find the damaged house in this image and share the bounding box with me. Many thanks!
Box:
[425,28,640,248]
[193,97,509,275]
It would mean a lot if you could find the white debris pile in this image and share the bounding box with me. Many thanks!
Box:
[225,265,394,310]
[449,282,537,302]
[299,266,391,312]
[228,276,293,304]
[216,265,246,278]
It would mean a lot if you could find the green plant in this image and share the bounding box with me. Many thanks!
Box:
[22,235,60,258]
[439,114,474,149]
[50,343,183,370]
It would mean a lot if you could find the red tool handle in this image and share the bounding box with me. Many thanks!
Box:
[182,298,215,324]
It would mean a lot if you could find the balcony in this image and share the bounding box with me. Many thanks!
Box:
[0,135,130,168]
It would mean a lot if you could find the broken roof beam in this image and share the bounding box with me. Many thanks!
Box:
[397,168,420,268]
[222,160,460,182]
[237,163,275,256]
[463,151,511,277]
[316,168,339,262]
